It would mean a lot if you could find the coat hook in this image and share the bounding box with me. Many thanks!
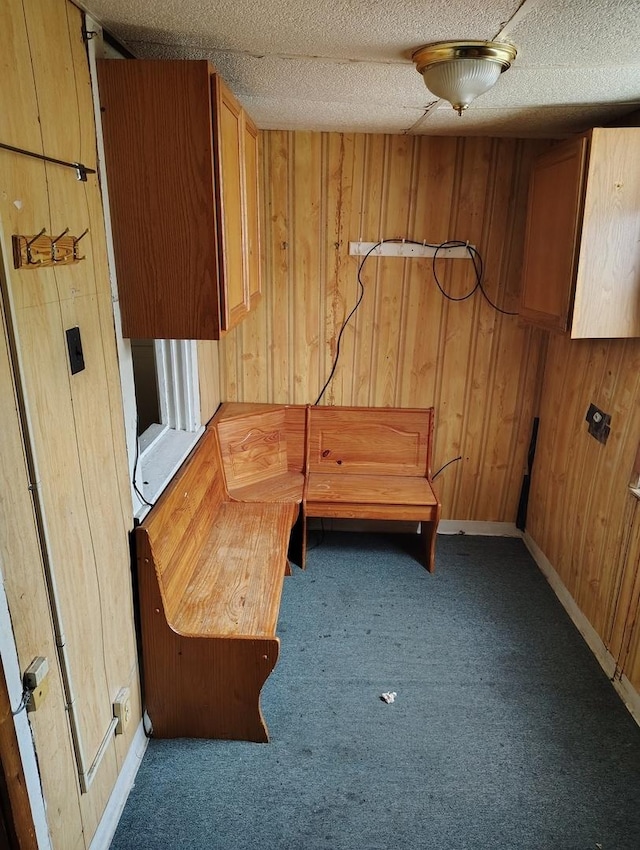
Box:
[51,227,70,262]
[25,228,46,265]
[72,228,89,261]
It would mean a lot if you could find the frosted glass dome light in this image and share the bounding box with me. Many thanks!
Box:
[412,41,517,115]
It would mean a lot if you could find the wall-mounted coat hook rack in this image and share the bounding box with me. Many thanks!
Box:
[0,141,96,181]
[12,229,89,269]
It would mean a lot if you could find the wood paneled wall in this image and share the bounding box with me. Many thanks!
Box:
[614,501,640,693]
[0,1,139,845]
[527,335,640,687]
[219,132,548,520]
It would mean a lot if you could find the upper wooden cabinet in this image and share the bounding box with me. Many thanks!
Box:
[519,128,640,338]
[96,59,261,340]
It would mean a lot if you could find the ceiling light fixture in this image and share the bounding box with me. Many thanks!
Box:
[412,40,517,116]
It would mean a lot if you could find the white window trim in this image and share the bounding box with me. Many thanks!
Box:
[134,340,204,520]
[155,339,201,431]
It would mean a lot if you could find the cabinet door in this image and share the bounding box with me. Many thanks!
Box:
[572,128,640,339]
[243,114,262,308]
[97,59,221,340]
[212,75,250,332]
[519,137,588,332]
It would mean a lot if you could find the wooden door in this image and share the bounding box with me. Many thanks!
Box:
[212,75,250,331]
[519,136,588,332]
[243,115,262,309]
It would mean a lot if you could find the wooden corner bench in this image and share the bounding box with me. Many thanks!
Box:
[211,403,441,573]
[135,428,297,742]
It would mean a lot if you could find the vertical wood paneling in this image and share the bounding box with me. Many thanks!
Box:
[436,138,492,515]
[0,1,140,845]
[217,131,548,522]
[528,334,640,670]
[291,132,323,403]
[322,133,351,406]
[370,135,415,408]
[267,130,293,402]
[608,498,640,669]
[617,503,640,691]
[400,138,457,411]
[352,134,387,408]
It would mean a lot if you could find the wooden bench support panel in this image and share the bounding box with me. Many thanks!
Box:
[138,556,279,742]
[419,515,440,574]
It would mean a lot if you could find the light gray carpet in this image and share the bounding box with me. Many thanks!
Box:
[111,533,640,849]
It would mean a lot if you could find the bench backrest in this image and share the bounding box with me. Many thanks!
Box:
[307,405,434,478]
[136,428,227,616]
[215,405,306,490]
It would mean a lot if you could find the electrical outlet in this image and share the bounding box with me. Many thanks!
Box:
[585,403,611,445]
[113,688,131,735]
[24,656,49,689]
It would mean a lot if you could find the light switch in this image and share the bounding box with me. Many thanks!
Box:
[66,326,85,375]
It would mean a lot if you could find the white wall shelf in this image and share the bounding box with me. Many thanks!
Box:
[349,241,475,259]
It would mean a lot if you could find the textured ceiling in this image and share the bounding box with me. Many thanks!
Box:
[84,0,640,137]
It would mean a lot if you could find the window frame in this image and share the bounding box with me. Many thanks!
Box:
[134,340,204,519]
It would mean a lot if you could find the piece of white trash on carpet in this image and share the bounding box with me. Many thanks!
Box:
[380,691,397,704]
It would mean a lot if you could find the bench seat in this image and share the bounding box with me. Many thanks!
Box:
[306,473,438,508]
[168,502,294,637]
[136,429,297,742]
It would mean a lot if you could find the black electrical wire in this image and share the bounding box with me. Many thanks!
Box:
[313,237,517,404]
[133,422,155,509]
[432,240,480,302]
[314,241,381,405]
[469,247,518,316]
[11,687,33,716]
[432,455,463,481]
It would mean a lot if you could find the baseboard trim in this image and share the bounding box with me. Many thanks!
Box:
[89,720,148,850]
[438,521,522,537]
[523,532,639,728]
[617,674,640,721]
